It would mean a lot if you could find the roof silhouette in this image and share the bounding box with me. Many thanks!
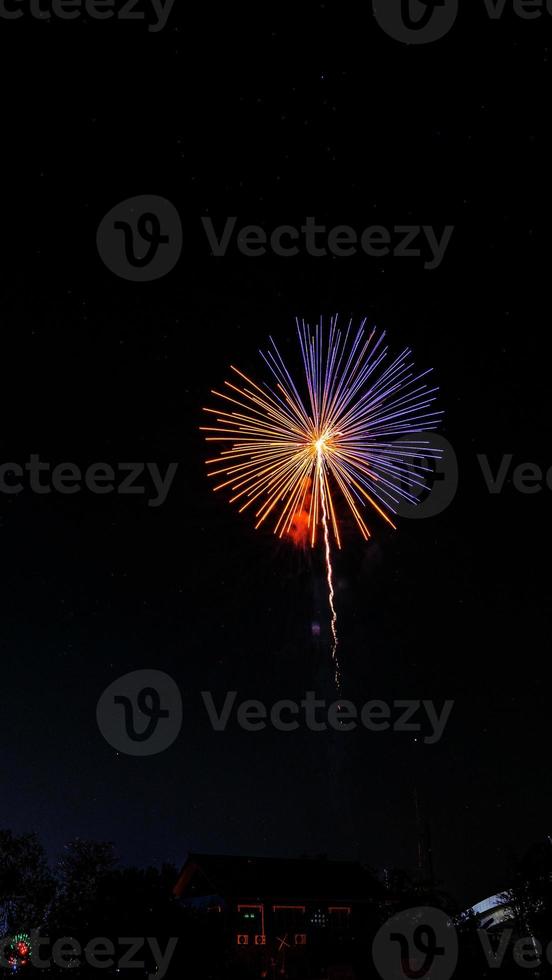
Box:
[174,852,381,903]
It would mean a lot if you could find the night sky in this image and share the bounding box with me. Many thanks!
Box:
[1,6,551,912]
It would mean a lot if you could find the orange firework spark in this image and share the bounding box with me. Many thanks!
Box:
[286,477,312,548]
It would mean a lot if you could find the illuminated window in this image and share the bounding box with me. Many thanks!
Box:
[237,904,265,936]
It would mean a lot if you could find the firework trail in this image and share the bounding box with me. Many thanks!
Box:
[318,451,341,692]
[202,315,441,688]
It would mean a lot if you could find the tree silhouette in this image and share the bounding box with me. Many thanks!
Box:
[0,830,54,935]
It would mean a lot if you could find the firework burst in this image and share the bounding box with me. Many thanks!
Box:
[201,315,442,691]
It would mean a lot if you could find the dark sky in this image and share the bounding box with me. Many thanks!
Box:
[1,6,551,911]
